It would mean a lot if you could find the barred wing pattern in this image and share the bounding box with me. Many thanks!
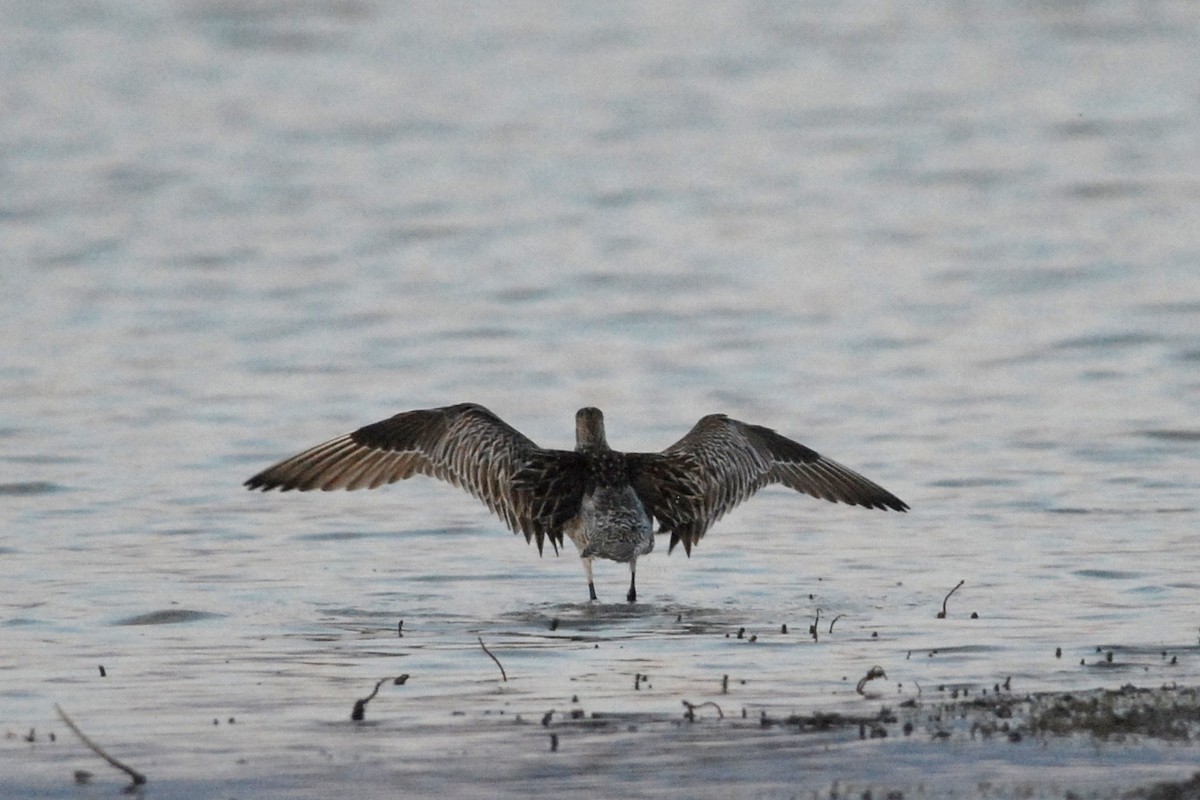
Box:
[244,403,583,554]
[631,414,908,555]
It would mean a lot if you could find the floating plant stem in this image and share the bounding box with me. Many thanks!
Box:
[937,580,965,618]
[54,704,146,787]
[682,700,724,721]
[479,637,507,682]
[856,666,887,695]
[351,675,409,721]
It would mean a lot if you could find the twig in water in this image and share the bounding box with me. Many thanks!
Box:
[681,700,724,721]
[351,675,409,721]
[54,704,146,788]
[809,608,820,641]
[937,580,965,618]
[478,637,507,682]
[856,666,887,695]
[828,614,845,634]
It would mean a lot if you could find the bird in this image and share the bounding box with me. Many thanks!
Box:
[245,403,908,603]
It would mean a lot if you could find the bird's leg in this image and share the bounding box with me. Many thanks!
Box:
[626,558,637,604]
[582,556,597,601]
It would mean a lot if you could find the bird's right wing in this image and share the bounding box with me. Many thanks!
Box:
[244,403,584,553]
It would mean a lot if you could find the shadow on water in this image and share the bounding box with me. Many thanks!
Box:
[0,481,66,495]
[500,601,760,637]
[114,609,225,626]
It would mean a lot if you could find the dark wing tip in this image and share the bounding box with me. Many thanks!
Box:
[243,474,284,491]
[872,494,909,512]
[666,529,696,556]
[813,466,909,513]
[243,469,305,491]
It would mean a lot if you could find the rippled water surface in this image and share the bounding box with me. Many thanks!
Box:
[3,2,1200,797]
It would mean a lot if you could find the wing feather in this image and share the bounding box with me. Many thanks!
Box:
[631,414,907,555]
[245,403,583,553]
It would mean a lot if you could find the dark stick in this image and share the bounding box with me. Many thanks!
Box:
[828,614,845,633]
[681,700,724,721]
[352,679,387,721]
[856,666,887,695]
[937,580,965,618]
[54,704,146,787]
[351,674,409,721]
[478,637,507,682]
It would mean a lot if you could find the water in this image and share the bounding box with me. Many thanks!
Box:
[3,2,1200,797]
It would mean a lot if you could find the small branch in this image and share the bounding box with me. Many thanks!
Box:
[937,580,965,618]
[856,666,887,695]
[54,704,146,787]
[479,637,507,682]
[351,675,409,721]
[828,614,845,634]
[809,608,820,641]
[681,700,724,721]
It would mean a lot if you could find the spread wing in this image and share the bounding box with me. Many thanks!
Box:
[244,403,585,554]
[630,414,908,555]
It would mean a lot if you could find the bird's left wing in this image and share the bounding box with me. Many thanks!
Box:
[629,414,908,555]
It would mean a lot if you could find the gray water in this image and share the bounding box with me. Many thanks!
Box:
[3,2,1200,797]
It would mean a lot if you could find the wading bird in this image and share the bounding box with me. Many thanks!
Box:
[245,404,908,602]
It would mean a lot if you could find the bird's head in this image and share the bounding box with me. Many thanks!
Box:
[574,407,608,451]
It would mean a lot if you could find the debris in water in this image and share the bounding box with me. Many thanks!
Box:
[478,637,507,682]
[856,666,887,695]
[54,704,146,789]
[682,700,724,721]
[937,579,965,618]
[351,675,409,721]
